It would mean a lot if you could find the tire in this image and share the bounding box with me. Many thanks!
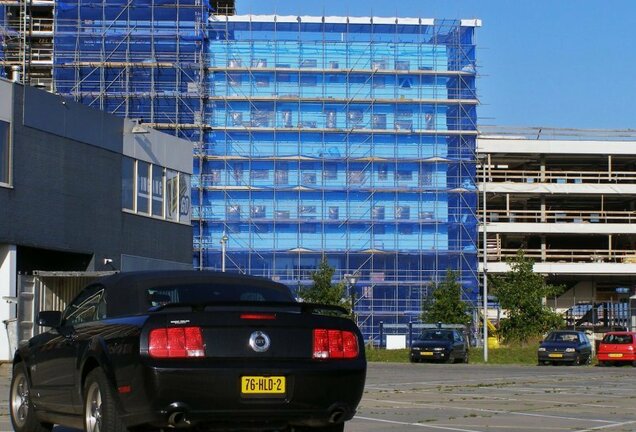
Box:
[445,353,455,364]
[586,355,592,366]
[84,368,128,432]
[10,364,53,432]
[572,355,581,366]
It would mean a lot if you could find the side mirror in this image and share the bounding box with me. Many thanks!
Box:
[38,311,62,328]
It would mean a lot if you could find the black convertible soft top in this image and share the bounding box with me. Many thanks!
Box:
[93,271,294,317]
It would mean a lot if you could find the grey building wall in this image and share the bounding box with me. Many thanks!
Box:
[0,80,192,271]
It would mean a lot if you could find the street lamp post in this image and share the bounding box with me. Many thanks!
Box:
[220,231,229,272]
[480,154,489,363]
[344,273,359,322]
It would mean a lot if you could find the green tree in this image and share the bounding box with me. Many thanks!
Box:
[421,269,471,326]
[491,250,564,344]
[298,258,350,312]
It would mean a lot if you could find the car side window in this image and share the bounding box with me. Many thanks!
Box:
[63,285,105,326]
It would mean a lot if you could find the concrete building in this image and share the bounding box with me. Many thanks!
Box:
[0,78,193,360]
[478,127,636,330]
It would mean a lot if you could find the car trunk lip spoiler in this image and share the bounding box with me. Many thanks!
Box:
[151,300,350,316]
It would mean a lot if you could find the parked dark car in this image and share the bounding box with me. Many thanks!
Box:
[409,328,468,363]
[537,330,592,365]
[597,331,636,367]
[9,271,366,432]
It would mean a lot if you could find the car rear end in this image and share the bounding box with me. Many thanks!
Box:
[597,332,636,366]
[119,304,366,430]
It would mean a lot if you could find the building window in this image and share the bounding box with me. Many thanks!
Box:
[178,172,190,224]
[300,75,318,87]
[230,111,243,126]
[275,165,289,185]
[250,169,269,180]
[397,170,413,181]
[372,76,386,88]
[137,161,150,214]
[395,60,410,71]
[328,206,339,220]
[0,120,10,186]
[251,205,266,219]
[300,223,316,233]
[372,114,387,130]
[122,157,134,210]
[300,59,317,68]
[165,169,179,221]
[251,58,267,68]
[302,172,317,185]
[255,75,270,87]
[347,109,364,127]
[227,73,242,86]
[396,206,410,220]
[372,206,385,220]
[152,165,164,217]
[378,164,388,180]
[324,163,338,180]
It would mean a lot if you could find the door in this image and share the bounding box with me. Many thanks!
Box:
[30,285,105,414]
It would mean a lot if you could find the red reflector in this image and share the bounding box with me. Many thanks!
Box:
[149,326,204,358]
[240,313,276,320]
[118,385,132,394]
[313,329,359,360]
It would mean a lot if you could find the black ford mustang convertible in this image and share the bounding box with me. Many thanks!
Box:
[10,271,366,432]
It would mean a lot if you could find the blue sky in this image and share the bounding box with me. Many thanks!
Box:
[236,0,636,130]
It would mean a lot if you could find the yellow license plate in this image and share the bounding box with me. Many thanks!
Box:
[548,353,563,358]
[241,376,286,395]
[421,352,434,356]
[608,353,623,358]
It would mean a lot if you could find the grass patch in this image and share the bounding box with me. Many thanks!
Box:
[365,344,540,365]
[469,344,539,365]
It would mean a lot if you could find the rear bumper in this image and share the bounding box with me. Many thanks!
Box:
[119,361,366,429]
[598,353,635,362]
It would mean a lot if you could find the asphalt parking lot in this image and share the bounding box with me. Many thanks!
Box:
[1,362,635,432]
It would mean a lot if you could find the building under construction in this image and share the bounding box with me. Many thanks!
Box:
[1,0,480,340]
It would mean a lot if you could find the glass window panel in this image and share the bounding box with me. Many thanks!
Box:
[121,157,134,210]
[137,161,150,214]
[0,120,9,185]
[152,165,164,217]
[178,173,191,224]
[165,169,179,221]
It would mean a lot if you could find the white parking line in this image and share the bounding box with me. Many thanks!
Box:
[574,420,636,432]
[354,415,485,432]
[363,398,618,424]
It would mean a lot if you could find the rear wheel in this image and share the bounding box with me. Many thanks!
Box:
[84,369,128,432]
[572,355,581,366]
[10,364,53,432]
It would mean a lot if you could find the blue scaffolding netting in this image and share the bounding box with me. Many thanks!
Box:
[52,5,479,342]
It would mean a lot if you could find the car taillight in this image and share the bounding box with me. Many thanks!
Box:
[313,329,359,359]
[149,326,204,358]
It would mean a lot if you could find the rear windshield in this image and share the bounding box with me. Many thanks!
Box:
[602,334,633,344]
[146,283,293,307]
[545,332,580,343]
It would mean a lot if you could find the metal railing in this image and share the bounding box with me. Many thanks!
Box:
[481,209,636,224]
[482,248,636,264]
[480,169,636,184]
